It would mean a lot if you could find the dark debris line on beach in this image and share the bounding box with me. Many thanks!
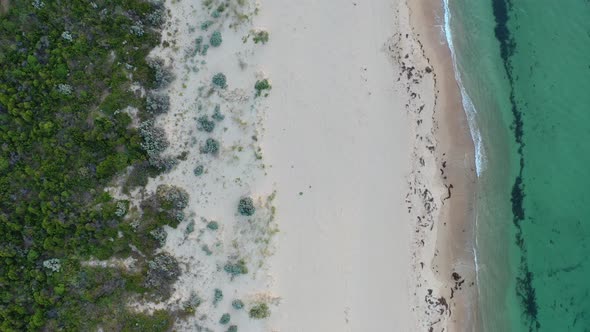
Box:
[491,0,540,330]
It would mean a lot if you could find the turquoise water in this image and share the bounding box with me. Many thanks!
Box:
[444,0,590,330]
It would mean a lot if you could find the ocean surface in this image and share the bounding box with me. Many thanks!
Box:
[443,0,590,331]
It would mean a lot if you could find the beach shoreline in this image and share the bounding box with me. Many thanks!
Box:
[406,0,479,330]
[118,0,481,330]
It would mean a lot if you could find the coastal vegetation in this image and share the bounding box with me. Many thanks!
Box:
[254,78,272,97]
[0,0,187,330]
[238,197,256,216]
[249,303,270,319]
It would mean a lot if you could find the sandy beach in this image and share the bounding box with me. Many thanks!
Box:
[113,0,478,330]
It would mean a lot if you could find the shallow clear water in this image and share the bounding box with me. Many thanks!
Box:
[445,0,590,330]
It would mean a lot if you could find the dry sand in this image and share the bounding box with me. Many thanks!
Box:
[109,0,478,330]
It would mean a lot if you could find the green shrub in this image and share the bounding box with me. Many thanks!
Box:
[146,92,170,114]
[254,79,271,97]
[210,31,222,47]
[212,105,225,121]
[224,259,248,276]
[232,299,244,310]
[206,221,219,230]
[145,253,181,299]
[219,313,231,324]
[194,165,205,176]
[249,303,270,319]
[214,288,223,305]
[252,30,269,44]
[197,115,215,132]
[212,73,227,88]
[238,197,255,216]
[201,20,214,30]
[182,292,202,314]
[227,326,238,332]
[200,138,220,154]
[201,245,213,256]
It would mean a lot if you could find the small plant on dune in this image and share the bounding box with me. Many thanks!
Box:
[254,79,271,97]
[210,31,222,47]
[223,259,248,277]
[212,73,227,88]
[206,221,219,230]
[238,197,255,216]
[213,288,223,306]
[201,244,213,256]
[219,313,230,324]
[197,115,215,132]
[182,292,202,314]
[212,105,224,121]
[227,326,238,332]
[232,299,244,310]
[252,30,269,44]
[201,20,214,31]
[200,138,220,154]
[249,303,270,319]
[194,165,204,176]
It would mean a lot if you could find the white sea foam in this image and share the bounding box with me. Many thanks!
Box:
[442,0,486,177]
[442,0,483,320]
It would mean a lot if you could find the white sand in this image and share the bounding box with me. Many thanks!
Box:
[257,0,416,330]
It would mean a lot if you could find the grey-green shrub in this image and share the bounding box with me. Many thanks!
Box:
[197,115,215,132]
[194,165,204,176]
[206,221,219,230]
[213,288,223,305]
[219,313,230,324]
[212,105,225,121]
[238,197,255,216]
[210,31,222,47]
[227,326,238,332]
[224,259,248,277]
[139,120,169,158]
[149,227,167,247]
[200,138,220,154]
[148,57,174,89]
[156,184,189,210]
[232,299,244,310]
[146,92,170,114]
[212,73,227,88]
[145,253,181,299]
[201,20,213,30]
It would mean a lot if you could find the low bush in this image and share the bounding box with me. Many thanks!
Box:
[219,313,230,324]
[214,288,223,305]
[197,115,215,132]
[194,165,205,176]
[232,299,244,310]
[145,253,181,299]
[254,79,271,97]
[252,30,269,44]
[212,73,227,88]
[200,138,220,154]
[210,31,222,47]
[249,303,270,319]
[146,92,170,114]
[224,259,248,277]
[238,197,255,216]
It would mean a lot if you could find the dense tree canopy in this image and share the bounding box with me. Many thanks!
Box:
[0,1,178,330]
